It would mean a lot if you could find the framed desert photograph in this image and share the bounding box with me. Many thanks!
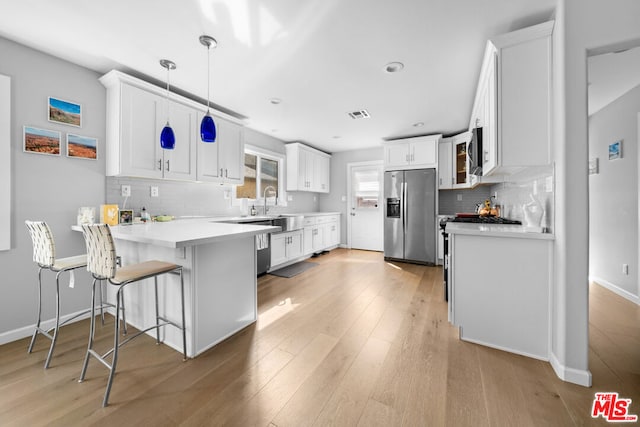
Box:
[48,96,81,127]
[23,126,61,156]
[67,133,97,159]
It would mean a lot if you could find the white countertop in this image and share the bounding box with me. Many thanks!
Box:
[73,219,280,248]
[446,222,554,240]
[208,211,341,223]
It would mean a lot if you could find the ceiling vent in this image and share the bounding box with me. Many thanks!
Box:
[348,109,370,119]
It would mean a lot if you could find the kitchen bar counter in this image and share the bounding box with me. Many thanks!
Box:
[73,219,280,248]
[73,218,278,358]
[446,222,554,240]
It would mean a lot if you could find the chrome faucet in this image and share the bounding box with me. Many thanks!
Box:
[263,186,276,215]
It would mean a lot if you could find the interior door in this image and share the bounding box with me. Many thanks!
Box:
[349,163,384,251]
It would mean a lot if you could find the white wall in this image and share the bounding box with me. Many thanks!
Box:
[0,37,106,342]
[588,84,640,301]
[551,0,640,386]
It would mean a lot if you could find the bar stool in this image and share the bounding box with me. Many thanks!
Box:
[25,221,126,369]
[78,223,187,407]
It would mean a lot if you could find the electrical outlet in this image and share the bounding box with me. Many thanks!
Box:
[121,185,131,197]
[457,194,462,201]
[623,264,629,275]
[287,195,293,202]
[150,186,159,197]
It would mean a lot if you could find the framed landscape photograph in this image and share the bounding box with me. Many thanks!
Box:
[23,126,61,156]
[48,96,81,127]
[67,133,97,159]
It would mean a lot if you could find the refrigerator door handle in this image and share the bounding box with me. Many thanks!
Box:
[403,180,408,242]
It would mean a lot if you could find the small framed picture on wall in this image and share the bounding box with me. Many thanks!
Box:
[48,96,81,127]
[23,126,61,156]
[609,140,622,160]
[66,134,97,159]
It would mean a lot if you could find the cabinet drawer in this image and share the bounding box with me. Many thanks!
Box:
[303,217,317,226]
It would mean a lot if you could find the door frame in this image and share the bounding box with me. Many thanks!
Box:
[346,160,384,249]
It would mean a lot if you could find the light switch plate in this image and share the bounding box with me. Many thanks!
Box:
[287,195,293,202]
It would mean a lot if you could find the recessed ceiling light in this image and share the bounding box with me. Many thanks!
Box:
[413,122,424,127]
[384,62,404,73]
[269,98,282,105]
[332,136,341,139]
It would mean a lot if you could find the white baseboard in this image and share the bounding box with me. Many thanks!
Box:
[459,334,549,362]
[0,309,92,346]
[549,351,592,387]
[590,276,640,305]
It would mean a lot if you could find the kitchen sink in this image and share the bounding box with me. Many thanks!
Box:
[215,214,304,232]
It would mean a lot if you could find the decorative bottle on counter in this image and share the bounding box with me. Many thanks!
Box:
[141,207,151,223]
[250,205,257,216]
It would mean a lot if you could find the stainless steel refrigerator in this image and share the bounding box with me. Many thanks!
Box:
[384,169,436,264]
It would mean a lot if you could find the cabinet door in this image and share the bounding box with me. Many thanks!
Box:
[303,227,313,255]
[410,139,437,166]
[120,84,163,178]
[303,148,315,191]
[270,233,288,267]
[196,112,221,182]
[312,226,324,252]
[500,36,551,168]
[324,221,339,248]
[454,141,468,186]
[438,140,453,189]
[482,52,497,176]
[288,230,304,259]
[385,143,410,167]
[163,101,197,180]
[218,117,244,184]
[316,155,330,193]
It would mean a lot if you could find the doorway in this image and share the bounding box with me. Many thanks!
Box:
[347,161,383,251]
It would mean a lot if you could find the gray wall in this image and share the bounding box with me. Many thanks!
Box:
[0,37,106,340]
[588,84,640,298]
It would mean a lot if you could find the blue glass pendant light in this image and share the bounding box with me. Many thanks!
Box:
[199,35,217,143]
[159,59,177,150]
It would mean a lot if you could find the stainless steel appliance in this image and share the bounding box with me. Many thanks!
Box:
[384,169,436,264]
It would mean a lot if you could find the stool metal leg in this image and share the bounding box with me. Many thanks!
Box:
[43,271,63,369]
[27,267,45,354]
[79,278,98,383]
[179,268,187,361]
[154,276,160,344]
[120,291,127,335]
[103,284,123,407]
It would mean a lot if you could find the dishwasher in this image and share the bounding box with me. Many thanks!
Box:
[249,220,272,276]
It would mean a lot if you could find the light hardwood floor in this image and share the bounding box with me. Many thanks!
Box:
[1,249,638,426]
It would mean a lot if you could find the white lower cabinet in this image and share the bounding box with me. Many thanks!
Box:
[270,230,303,267]
[449,231,551,359]
[271,214,341,269]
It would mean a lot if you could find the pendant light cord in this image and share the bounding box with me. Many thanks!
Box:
[166,66,171,123]
[206,44,211,113]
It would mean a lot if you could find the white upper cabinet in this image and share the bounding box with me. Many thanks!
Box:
[469,21,553,176]
[197,115,244,185]
[286,143,331,193]
[383,134,440,170]
[438,138,453,190]
[100,70,243,183]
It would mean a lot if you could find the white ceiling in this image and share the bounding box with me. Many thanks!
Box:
[588,46,640,116]
[0,0,557,153]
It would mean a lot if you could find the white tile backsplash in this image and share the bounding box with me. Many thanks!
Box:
[490,165,555,233]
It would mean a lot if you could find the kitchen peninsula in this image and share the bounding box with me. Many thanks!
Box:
[447,222,554,360]
[74,219,279,358]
